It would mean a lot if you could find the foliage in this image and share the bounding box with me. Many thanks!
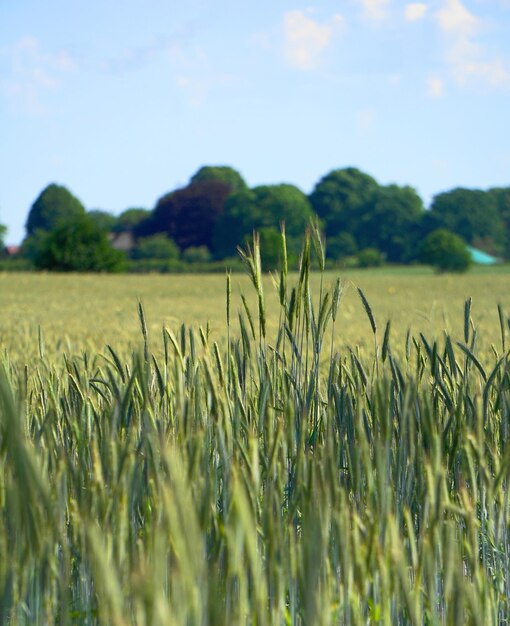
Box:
[0,231,510,624]
[356,247,385,267]
[213,184,313,259]
[326,232,358,260]
[419,228,472,272]
[182,245,212,263]
[489,187,510,258]
[190,165,247,193]
[132,234,180,260]
[34,214,125,272]
[429,187,504,255]
[136,180,231,251]
[88,209,117,232]
[359,184,424,262]
[0,223,6,251]
[113,207,151,232]
[309,167,379,237]
[25,183,86,236]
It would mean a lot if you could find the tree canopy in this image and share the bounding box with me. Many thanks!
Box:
[213,184,313,259]
[429,188,503,255]
[136,180,232,251]
[113,208,151,233]
[310,168,379,239]
[34,213,125,272]
[26,183,86,237]
[190,165,247,193]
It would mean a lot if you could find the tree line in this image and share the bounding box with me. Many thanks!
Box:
[2,164,509,272]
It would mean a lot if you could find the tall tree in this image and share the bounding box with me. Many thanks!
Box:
[88,209,117,233]
[190,165,247,193]
[136,180,231,250]
[113,208,151,233]
[0,224,6,251]
[488,187,510,259]
[429,188,503,255]
[213,184,313,259]
[25,183,86,236]
[359,184,425,262]
[309,167,379,241]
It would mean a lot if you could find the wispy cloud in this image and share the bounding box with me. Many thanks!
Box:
[434,0,510,87]
[283,10,343,70]
[426,76,444,97]
[358,0,391,21]
[405,3,428,22]
[1,36,77,114]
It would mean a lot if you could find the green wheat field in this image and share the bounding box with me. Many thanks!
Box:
[1,235,510,624]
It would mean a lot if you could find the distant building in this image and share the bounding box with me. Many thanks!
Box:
[109,231,135,252]
[3,245,20,256]
[467,246,500,265]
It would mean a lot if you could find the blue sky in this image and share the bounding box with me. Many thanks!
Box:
[1,0,509,244]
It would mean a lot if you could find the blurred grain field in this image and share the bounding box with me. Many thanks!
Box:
[1,266,509,364]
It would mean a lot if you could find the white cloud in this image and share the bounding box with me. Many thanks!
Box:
[435,0,477,34]
[283,10,343,70]
[1,36,76,114]
[405,3,428,22]
[427,76,444,97]
[434,0,510,87]
[358,0,391,21]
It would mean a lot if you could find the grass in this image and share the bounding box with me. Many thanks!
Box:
[0,237,510,624]
[1,263,509,362]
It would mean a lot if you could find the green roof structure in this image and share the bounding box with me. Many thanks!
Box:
[467,246,499,265]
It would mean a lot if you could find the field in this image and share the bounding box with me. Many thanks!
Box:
[1,249,510,625]
[2,264,510,362]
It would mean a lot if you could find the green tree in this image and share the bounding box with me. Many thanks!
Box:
[34,214,125,272]
[88,209,117,233]
[309,167,379,238]
[488,187,510,259]
[429,188,503,255]
[132,234,180,260]
[190,165,247,193]
[419,228,471,273]
[26,183,86,236]
[326,232,358,260]
[0,224,6,251]
[113,208,151,233]
[359,184,425,262]
[213,184,313,259]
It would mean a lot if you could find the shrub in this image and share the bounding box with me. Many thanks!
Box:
[356,248,385,268]
[419,228,472,273]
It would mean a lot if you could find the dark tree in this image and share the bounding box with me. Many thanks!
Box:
[190,165,247,193]
[34,214,125,272]
[136,180,231,251]
[419,228,471,273]
[429,188,503,255]
[213,184,313,259]
[26,183,86,236]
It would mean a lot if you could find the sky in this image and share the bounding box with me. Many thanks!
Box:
[1,0,510,244]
